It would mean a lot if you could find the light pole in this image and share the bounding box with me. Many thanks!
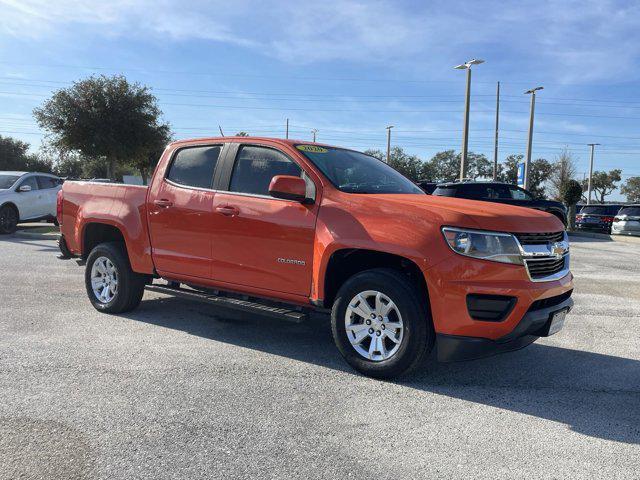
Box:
[285,118,289,139]
[493,81,500,180]
[454,58,484,181]
[524,86,543,190]
[311,129,318,142]
[386,125,394,164]
[587,143,600,205]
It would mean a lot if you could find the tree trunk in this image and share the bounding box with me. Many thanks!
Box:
[568,204,576,231]
[106,157,118,181]
[139,166,148,185]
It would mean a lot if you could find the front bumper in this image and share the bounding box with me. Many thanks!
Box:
[437,294,574,362]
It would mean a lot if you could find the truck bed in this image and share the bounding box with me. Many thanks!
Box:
[59,181,155,274]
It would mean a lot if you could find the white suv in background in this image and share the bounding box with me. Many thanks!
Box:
[0,171,63,234]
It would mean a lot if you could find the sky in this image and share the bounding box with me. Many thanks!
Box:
[1,0,639,199]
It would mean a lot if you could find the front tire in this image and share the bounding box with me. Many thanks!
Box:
[85,242,146,313]
[331,268,433,379]
[0,204,18,234]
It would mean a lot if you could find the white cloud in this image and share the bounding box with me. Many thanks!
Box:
[0,0,638,83]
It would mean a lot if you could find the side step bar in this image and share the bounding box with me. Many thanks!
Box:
[145,283,308,323]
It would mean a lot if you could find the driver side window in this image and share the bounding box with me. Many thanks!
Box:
[18,176,38,191]
[229,146,302,196]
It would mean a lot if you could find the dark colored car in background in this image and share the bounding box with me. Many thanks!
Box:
[431,181,568,226]
[417,181,438,194]
[575,204,624,234]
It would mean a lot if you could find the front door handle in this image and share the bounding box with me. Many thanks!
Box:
[215,205,239,217]
[154,199,173,208]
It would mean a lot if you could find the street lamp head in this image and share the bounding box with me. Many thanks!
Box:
[587,143,601,147]
[454,59,485,69]
[525,86,544,94]
[386,125,394,130]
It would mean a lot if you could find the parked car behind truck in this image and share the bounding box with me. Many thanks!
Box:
[57,137,574,378]
[576,204,624,234]
[0,171,63,234]
[430,181,568,226]
[612,205,640,236]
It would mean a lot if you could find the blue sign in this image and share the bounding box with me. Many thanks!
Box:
[517,162,525,188]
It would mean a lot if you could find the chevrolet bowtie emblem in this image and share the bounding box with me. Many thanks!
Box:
[550,243,567,257]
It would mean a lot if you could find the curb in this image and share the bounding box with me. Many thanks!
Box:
[568,231,640,245]
[14,230,60,240]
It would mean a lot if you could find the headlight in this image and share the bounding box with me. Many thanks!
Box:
[442,227,523,265]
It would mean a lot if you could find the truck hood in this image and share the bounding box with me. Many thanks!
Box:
[362,193,564,233]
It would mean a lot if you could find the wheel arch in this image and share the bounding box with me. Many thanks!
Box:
[0,201,20,220]
[82,222,128,261]
[322,248,430,310]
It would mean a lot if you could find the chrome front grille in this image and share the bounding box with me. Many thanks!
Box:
[513,231,570,282]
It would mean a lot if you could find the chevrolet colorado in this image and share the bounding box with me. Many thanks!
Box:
[58,137,574,378]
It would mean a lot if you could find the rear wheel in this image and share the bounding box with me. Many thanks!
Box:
[331,268,433,379]
[85,242,146,313]
[0,204,18,234]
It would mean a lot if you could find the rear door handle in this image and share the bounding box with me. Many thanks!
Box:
[215,205,239,216]
[154,199,173,208]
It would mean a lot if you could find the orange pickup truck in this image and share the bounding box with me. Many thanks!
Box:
[58,137,573,378]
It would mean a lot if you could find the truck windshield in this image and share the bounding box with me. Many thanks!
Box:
[296,145,423,194]
[0,175,20,189]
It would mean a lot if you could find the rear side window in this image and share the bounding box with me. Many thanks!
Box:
[229,146,301,196]
[166,146,221,189]
[459,184,488,199]
[432,187,457,197]
[36,176,60,189]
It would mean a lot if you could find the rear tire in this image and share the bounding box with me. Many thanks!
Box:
[85,242,146,313]
[58,235,72,259]
[0,204,18,234]
[331,268,433,379]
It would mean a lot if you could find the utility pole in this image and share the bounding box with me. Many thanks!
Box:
[587,143,600,205]
[311,129,318,142]
[285,118,289,139]
[493,81,500,180]
[218,125,225,137]
[386,125,394,164]
[454,58,484,181]
[524,86,543,190]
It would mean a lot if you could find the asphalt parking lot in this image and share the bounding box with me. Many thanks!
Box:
[0,235,638,479]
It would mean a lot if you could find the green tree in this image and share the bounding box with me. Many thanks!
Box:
[33,75,171,181]
[0,135,53,173]
[582,169,622,203]
[426,150,491,182]
[495,155,551,198]
[620,176,640,203]
[364,147,423,182]
[235,131,250,137]
[560,179,583,230]
[128,126,172,184]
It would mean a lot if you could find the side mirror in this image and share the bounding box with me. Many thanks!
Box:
[18,184,32,192]
[268,175,308,202]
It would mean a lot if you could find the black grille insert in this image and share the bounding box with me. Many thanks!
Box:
[525,257,567,279]
[515,231,564,245]
[529,290,573,311]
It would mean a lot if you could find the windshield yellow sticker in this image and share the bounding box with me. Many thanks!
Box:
[297,145,327,153]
